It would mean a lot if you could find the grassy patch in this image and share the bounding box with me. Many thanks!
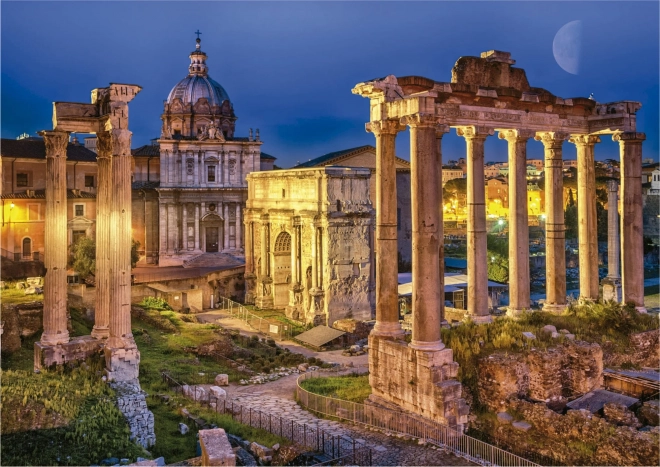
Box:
[299,373,371,403]
[1,285,43,304]
[0,362,147,466]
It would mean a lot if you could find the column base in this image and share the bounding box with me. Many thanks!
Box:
[506,307,528,318]
[105,336,140,382]
[601,277,622,303]
[34,335,102,372]
[542,303,567,314]
[372,321,406,338]
[635,306,648,314]
[91,325,110,339]
[409,339,445,351]
[40,330,70,346]
[470,314,493,324]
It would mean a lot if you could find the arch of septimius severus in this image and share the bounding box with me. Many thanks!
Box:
[353,50,645,429]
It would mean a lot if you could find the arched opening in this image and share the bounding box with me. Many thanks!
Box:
[272,231,292,308]
[22,237,32,259]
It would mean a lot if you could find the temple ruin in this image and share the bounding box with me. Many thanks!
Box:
[352,50,645,429]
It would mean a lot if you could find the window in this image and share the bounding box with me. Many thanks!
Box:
[85,175,95,188]
[74,204,84,217]
[17,173,29,187]
[207,166,216,182]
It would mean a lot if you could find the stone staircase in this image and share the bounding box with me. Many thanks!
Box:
[182,253,244,269]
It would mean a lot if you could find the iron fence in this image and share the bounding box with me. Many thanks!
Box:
[296,371,541,467]
[216,296,301,341]
[161,372,371,466]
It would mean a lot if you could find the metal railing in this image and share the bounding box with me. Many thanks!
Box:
[296,371,540,467]
[216,296,300,341]
[161,372,371,466]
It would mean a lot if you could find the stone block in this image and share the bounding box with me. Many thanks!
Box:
[497,412,513,424]
[235,448,257,466]
[179,423,189,434]
[522,332,536,340]
[209,386,227,400]
[297,363,309,372]
[551,331,560,339]
[214,374,229,386]
[565,333,575,340]
[34,335,102,371]
[540,325,557,335]
[200,428,236,466]
[512,421,532,431]
[250,441,273,459]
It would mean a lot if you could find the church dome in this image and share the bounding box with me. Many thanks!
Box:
[167,75,230,107]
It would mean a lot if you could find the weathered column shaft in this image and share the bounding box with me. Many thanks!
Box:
[194,203,200,250]
[537,132,568,312]
[367,120,405,337]
[501,130,532,314]
[108,128,134,346]
[290,222,298,285]
[236,204,242,250]
[245,218,253,273]
[436,126,449,322]
[93,132,111,339]
[311,225,318,289]
[571,135,600,300]
[406,115,444,349]
[458,126,491,322]
[607,181,621,280]
[615,132,646,310]
[41,130,70,345]
[260,221,268,277]
[182,203,188,249]
[223,203,230,250]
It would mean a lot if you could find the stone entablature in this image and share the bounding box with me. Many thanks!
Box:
[244,167,375,326]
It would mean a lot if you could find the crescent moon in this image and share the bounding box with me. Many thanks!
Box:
[553,20,582,75]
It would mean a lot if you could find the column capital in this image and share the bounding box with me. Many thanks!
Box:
[435,124,450,137]
[401,113,437,129]
[456,126,494,139]
[365,119,405,136]
[568,134,601,146]
[97,131,112,159]
[39,130,69,158]
[612,131,646,143]
[497,129,536,142]
[111,128,133,157]
[534,131,569,148]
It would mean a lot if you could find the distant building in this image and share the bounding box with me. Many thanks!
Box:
[486,177,508,217]
[526,159,543,170]
[442,165,464,185]
[84,137,97,154]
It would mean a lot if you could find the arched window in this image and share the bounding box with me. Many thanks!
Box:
[273,232,291,253]
[22,238,32,258]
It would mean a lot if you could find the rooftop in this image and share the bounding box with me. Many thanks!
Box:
[1,138,97,162]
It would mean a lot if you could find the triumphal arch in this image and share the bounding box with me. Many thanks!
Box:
[353,50,645,429]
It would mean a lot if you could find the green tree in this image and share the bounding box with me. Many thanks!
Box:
[131,239,141,268]
[565,188,578,239]
[71,237,141,279]
[487,252,509,283]
[443,177,467,198]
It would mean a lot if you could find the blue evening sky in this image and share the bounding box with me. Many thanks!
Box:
[2,1,658,167]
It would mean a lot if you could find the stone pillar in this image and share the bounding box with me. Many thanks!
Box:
[614,132,646,312]
[182,203,188,250]
[457,126,493,323]
[244,217,256,304]
[92,132,111,339]
[223,203,230,251]
[602,180,622,302]
[194,203,200,251]
[159,202,168,256]
[536,132,568,313]
[499,130,533,316]
[286,217,304,319]
[255,218,273,309]
[570,135,600,301]
[40,130,70,345]
[236,204,242,251]
[366,120,406,337]
[167,204,175,254]
[436,125,449,321]
[308,223,325,325]
[404,114,444,350]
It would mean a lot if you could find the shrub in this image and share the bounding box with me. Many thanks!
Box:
[139,297,172,311]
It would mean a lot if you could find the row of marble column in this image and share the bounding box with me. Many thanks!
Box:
[160,202,243,253]
[41,128,134,348]
[368,117,647,350]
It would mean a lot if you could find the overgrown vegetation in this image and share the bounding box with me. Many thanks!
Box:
[71,237,140,279]
[443,301,659,409]
[138,296,172,311]
[0,282,44,304]
[0,361,147,466]
[299,373,371,403]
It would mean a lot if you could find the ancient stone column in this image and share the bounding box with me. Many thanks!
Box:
[601,180,622,302]
[569,135,600,301]
[236,204,242,250]
[457,126,493,323]
[404,114,444,350]
[536,132,568,313]
[614,132,646,312]
[436,125,450,322]
[106,128,134,349]
[256,217,273,309]
[223,203,230,250]
[244,216,256,305]
[40,130,71,345]
[366,120,406,337]
[286,217,304,318]
[500,129,533,316]
[92,132,111,339]
[194,203,200,251]
[182,203,188,250]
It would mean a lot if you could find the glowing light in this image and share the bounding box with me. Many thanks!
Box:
[498,219,504,225]
[10,202,15,209]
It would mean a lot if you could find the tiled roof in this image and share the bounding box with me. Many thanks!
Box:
[1,138,97,162]
[292,145,410,169]
[260,152,276,160]
[132,181,160,190]
[1,189,96,200]
[294,325,345,348]
[132,144,160,157]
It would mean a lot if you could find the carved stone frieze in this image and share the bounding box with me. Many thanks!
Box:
[401,113,437,128]
[612,131,646,143]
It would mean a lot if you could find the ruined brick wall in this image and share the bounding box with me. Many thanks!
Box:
[1,302,44,354]
[477,353,529,411]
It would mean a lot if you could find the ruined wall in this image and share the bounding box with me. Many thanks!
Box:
[604,329,660,368]
[1,302,45,354]
[477,353,529,411]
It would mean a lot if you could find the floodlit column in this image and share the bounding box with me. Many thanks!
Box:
[614,132,646,312]
[404,114,444,350]
[236,204,242,250]
[436,125,450,322]
[40,130,71,345]
[606,180,621,280]
[92,131,112,339]
[194,203,200,251]
[500,129,533,316]
[366,119,406,338]
[311,225,318,289]
[260,220,269,277]
[536,132,568,313]
[290,221,298,285]
[167,204,175,253]
[182,203,188,250]
[570,135,600,300]
[457,126,493,323]
[223,203,230,250]
[107,128,134,348]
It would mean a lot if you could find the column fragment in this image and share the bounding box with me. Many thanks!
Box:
[601,180,622,302]
[500,129,533,316]
[40,130,71,345]
[366,120,406,337]
[457,126,493,323]
[614,132,646,311]
[404,114,444,350]
[570,135,600,301]
[536,132,568,313]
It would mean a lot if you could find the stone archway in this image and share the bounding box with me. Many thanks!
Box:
[201,213,224,253]
[272,231,291,308]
